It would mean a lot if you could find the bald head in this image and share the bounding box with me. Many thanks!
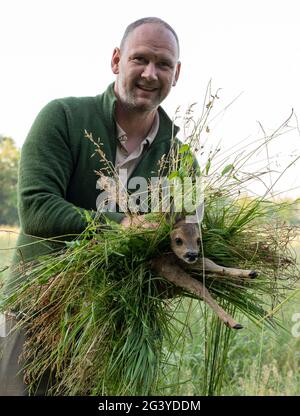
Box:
[120,17,180,59]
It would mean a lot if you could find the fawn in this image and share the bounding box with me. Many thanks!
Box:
[151,215,258,329]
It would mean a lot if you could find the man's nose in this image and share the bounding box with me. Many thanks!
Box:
[141,63,158,81]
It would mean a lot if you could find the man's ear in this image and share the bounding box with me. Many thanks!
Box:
[172,61,181,87]
[111,47,121,74]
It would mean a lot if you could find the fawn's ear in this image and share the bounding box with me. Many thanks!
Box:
[165,211,185,225]
[185,196,205,225]
[165,199,185,225]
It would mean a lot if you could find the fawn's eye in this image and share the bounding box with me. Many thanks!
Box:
[197,238,201,246]
[175,238,183,246]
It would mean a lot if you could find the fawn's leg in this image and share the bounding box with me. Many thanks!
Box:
[151,254,243,329]
[200,258,257,279]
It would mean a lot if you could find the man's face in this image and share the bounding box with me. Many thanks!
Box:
[112,23,181,113]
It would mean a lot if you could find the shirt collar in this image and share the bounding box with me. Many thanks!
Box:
[116,111,160,147]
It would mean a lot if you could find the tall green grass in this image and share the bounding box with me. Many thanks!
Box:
[1,83,299,396]
[1,231,299,395]
[1,199,298,396]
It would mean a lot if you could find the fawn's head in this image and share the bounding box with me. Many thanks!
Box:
[169,216,201,264]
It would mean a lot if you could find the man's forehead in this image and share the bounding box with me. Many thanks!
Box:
[123,23,178,57]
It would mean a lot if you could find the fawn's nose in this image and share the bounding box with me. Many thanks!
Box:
[184,251,198,263]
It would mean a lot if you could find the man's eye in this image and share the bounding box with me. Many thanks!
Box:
[159,62,170,68]
[133,57,147,64]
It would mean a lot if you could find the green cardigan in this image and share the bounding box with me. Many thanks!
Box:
[5,83,180,290]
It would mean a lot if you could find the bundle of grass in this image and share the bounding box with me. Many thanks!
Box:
[1,202,297,396]
[4,219,176,395]
[1,85,299,396]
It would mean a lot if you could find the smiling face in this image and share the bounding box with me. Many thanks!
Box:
[111,23,181,113]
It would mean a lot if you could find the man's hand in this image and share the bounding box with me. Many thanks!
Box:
[120,215,159,229]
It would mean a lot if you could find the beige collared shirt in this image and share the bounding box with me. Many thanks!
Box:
[115,112,160,188]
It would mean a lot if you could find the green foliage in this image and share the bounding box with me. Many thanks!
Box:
[1,84,299,396]
[0,136,20,225]
[221,164,234,176]
[1,220,176,395]
[275,199,300,225]
[1,199,298,395]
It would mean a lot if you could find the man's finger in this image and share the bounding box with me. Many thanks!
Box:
[141,222,159,229]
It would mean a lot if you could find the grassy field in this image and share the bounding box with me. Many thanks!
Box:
[0,226,19,283]
[0,227,299,395]
[0,227,19,346]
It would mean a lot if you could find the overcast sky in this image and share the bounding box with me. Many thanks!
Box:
[0,0,299,198]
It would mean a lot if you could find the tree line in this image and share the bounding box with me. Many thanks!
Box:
[0,135,20,225]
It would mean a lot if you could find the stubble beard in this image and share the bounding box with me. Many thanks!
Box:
[123,91,161,113]
[117,78,164,113]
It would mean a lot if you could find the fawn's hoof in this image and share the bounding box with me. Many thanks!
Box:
[233,323,243,330]
[249,270,258,279]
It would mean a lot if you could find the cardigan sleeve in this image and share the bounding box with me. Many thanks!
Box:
[18,100,124,239]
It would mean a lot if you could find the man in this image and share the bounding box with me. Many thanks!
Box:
[0,17,181,395]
